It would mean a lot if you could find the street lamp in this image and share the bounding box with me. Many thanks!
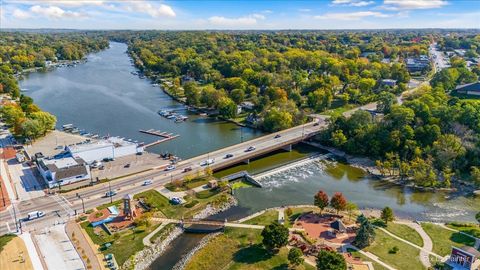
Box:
[77,193,85,213]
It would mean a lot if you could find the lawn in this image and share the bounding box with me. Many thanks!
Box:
[364,229,425,270]
[184,228,315,270]
[446,222,480,238]
[81,221,161,266]
[0,234,16,252]
[346,248,389,270]
[385,223,424,247]
[421,223,476,256]
[243,210,279,226]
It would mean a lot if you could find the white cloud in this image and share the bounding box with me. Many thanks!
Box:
[12,9,31,19]
[208,16,257,27]
[299,8,312,12]
[381,0,448,10]
[251,13,266,20]
[6,0,105,7]
[315,11,390,20]
[30,5,86,18]
[332,0,375,7]
[129,1,176,17]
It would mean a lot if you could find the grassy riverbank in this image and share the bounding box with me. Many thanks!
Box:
[184,227,315,270]
[421,223,477,256]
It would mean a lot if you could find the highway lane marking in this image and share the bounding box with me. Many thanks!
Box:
[5,221,11,232]
[51,195,75,216]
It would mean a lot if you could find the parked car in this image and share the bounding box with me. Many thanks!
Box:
[26,211,45,220]
[170,197,182,205]
[245,146,256,152]
[124,163,131,168]
[165,165,176,171]
[313,122,320,126]
[105,191,117,197]
[183,167,192,173]
[225,153,234,159]
[143,179,153,186]
[274,134,281,139]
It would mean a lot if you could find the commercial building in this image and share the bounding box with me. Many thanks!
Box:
[456,82,480,96]
[448,246,480,270]
[37,157,91,188]
[66,136,143,163]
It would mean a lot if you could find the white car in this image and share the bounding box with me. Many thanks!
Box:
[165,165,176,171]
[27,211,45,220]
[200,159,215,166]
[143,179,153,186]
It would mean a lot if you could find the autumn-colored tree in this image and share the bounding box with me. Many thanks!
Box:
[330,192,347,214]
[314,190,329,214]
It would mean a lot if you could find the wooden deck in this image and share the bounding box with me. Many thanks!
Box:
[139,129,179,148]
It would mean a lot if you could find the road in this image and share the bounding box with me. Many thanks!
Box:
[0,118,327,235]
[430,43,449,73]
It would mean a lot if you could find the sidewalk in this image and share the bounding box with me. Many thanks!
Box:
[19,232,45,270]
[395,221,434,268]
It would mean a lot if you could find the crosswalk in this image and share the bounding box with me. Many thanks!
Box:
[51,194,75,217]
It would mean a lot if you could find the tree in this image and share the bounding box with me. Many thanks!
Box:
[345,202,358,221]
[471,167,480,187]
[262,108,293,132]
[330,192,347,214]
[381,207,395,224]
[314,190,329,214]
[331,130,347,147]
[261,221,289,252]
[21,119,42,140]
[316,250,347,270]
[288,247,304,267]
[30,111,56,135]
[356,214,367,225]
[376,92,397,113]
[432,134,466,170]
[307,88,333,112]
[218,97,237,119]
[476,212,480,227]
[354,219,376,248]
[230,88,245,104]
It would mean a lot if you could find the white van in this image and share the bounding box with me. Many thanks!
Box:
[27,211,45,220]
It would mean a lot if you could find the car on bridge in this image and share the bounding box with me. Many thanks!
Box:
[165,165,176,171]
[224,153,234,159]
[183,167,192,173]
[274,134,281,139]
[200,159,215,166]
[245,146,256,152]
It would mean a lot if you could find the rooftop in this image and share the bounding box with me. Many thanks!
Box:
[67,136,137,152]
[25,130,93,158]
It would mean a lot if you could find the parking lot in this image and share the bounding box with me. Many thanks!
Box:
[7,159,45,201]
[91,151,171,180]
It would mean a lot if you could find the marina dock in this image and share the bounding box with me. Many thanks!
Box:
[139,129,180,148]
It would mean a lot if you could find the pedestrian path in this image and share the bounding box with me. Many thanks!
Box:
[19,232,45,270]
[395,221,433,268]
[143,222,172,246]
[343,244,396,270]
[277,208,285,224]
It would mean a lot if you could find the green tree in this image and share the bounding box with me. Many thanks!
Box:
[331,130,347,147]
[316,250,347,270]
[345,202,358,222]
[21,119,42,140]
[307,88,333,112]
[218,97,237,119]
[261,221,289,252]
[314,190,329,214]
[471,167,480,187]
[376,92,397,113]
[476,212,480,227]
[288,247,304,267]
[330,192,347,214]
[30,111,56,135]
[262,108,293,132]
[432,134,466,170]
[354,219,376,248]
[230,88,245,104]
[381,207,395,224]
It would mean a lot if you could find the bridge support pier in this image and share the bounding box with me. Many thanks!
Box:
[243,159,250,164]
[282,144,292,152]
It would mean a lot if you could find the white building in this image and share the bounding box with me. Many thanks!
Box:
[66,136,143,163]
[37,157,91,188]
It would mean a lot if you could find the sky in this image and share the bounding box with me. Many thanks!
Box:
[1,0,479,30]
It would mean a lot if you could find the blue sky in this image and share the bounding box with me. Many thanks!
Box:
[1,0,479,29]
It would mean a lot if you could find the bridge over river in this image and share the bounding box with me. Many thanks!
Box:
[0,118,327,235]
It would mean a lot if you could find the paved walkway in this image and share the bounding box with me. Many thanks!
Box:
[277,208,285,224]
[143,222,172,246]
[343,244,396,270]
[34,224,85,270]
[376,227,443,261]
[66,221,103,270]
[395,221,433,268]
[19,232,45,270]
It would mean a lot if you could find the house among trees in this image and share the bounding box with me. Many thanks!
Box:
[448,246,480,270]
[455,82,480,96]
[381,79,397,87]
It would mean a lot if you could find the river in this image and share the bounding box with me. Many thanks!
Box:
[19,42,480,270]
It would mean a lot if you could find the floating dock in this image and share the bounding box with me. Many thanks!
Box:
[139,129,180,148]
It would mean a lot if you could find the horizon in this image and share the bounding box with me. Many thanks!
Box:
[1,0,480,30]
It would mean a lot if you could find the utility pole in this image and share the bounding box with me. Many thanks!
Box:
[77,193,85,213]
[12,203,18,232]
[108,178,112,203]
